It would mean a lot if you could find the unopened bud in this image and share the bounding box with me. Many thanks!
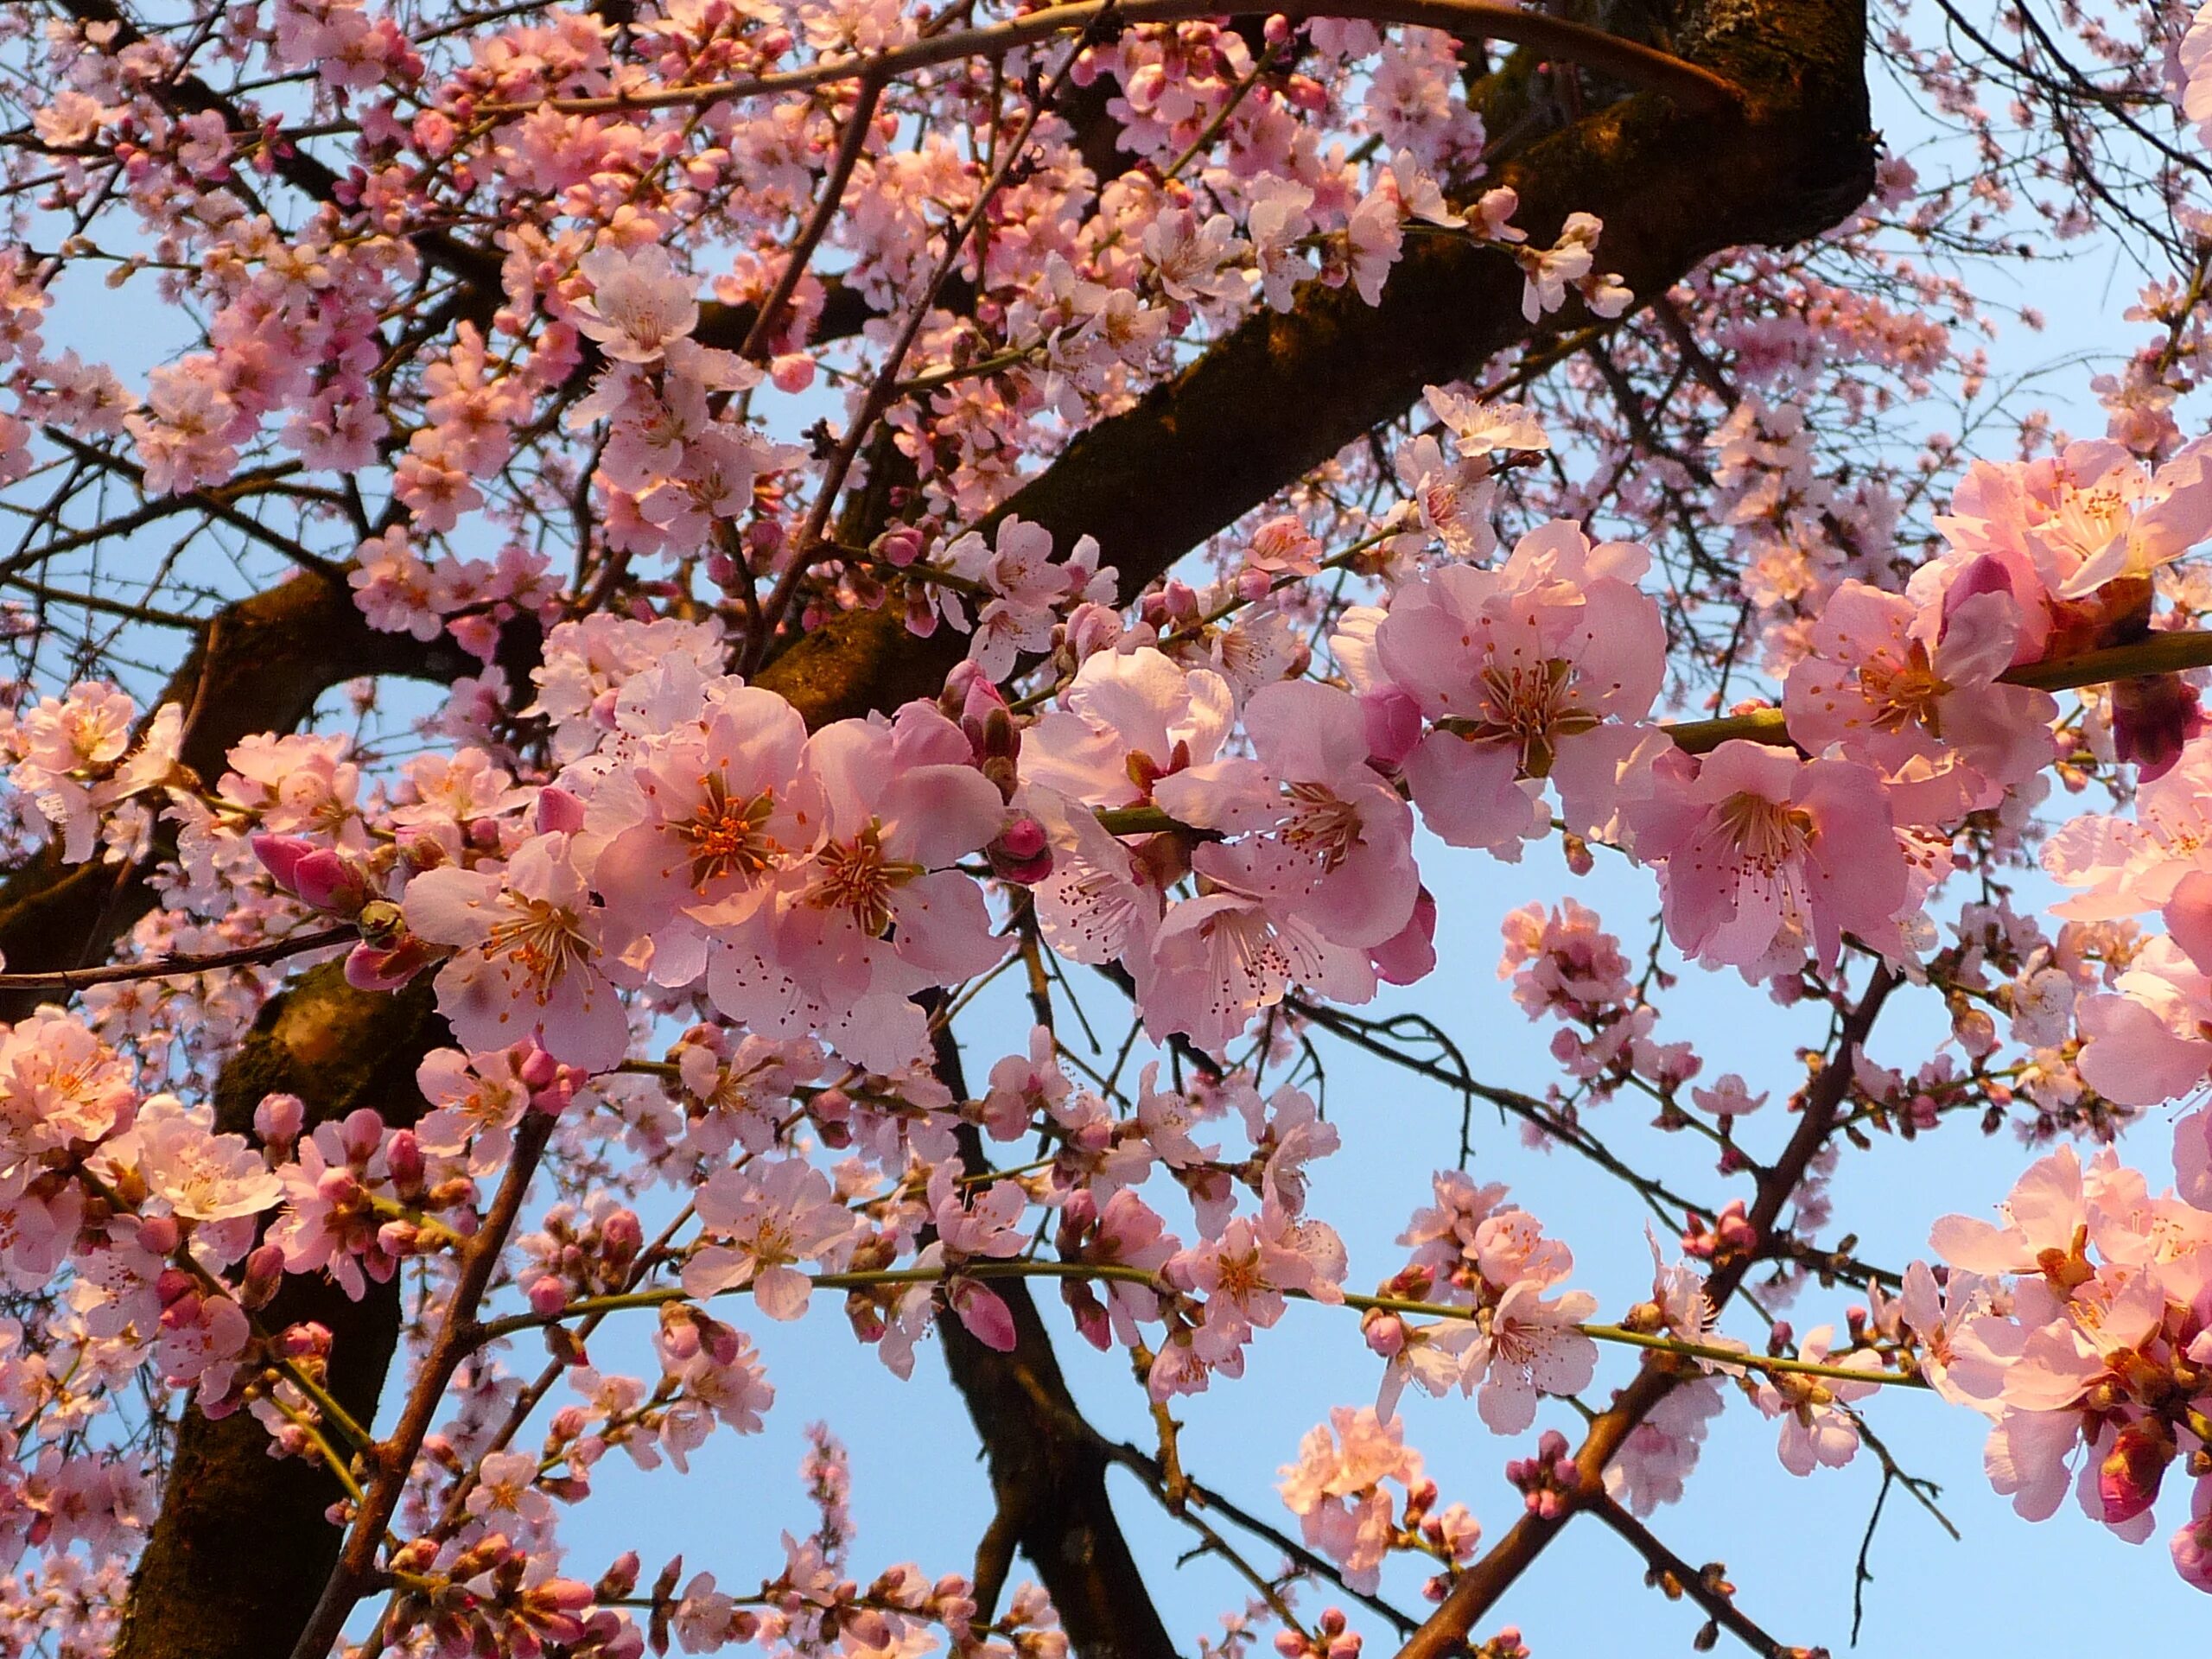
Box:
[987,812,1054,884]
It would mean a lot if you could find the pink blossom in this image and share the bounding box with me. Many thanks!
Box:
[1752,1326,1883,1475]
[1624,741,1911,979]
[1781,580,2057,821]
[593,684,817,957]
[403,833,632,1072]
[684,1158,860,1319]
[1022,646,1234,810]
[1276,1406,1421,1592]
[414,1045,534,1177]
[574,245,700,364]
[123,1102,281,1224]
[1155,679,1420,950]
[1374,522,1665,851]
[1462,1278,1599,1434]
[705,706,1006,1071]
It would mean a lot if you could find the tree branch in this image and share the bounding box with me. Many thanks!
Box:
[1395,964,1897,1659]
[929,1015,1179,1659]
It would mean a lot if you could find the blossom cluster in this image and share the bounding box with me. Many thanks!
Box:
[11,0,2212,1649]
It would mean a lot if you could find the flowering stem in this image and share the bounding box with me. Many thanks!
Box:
[287,1110,558,1659]
[1665,627,2212,755]
[0,924,356,993]
[470,1257,1929,1389]
[489,0,1745,119]
[1397,964,1900,1659]
[1093,632,2212,841]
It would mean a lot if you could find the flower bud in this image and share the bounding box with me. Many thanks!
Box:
[255,1091,306,1146]
[1362,1308,1407,1359]
[291,849,371,916]
[770,353,816,394]
[2099,1418,2176,1524]
[873,524,926,568]
[987,812,1054,884]
[241,1242,286,1309]
[251,834,318,895]
[136,1215,181,1256]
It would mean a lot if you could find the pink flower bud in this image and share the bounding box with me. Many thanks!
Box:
[528,1275,571,1317]
[1363,1309,1407,1358]
[987,812,1054,884]
[345,936,433,991]
[536,786,587,836]
[338,1107,386,1164]
[2175,1510,2212,1593]
[1065,603,1127,662]
[1263,11,1293,43]
[251,834,318,895]
[155,1267,198,1307]
[2112,672,2204,781]
[517,1043,561,1090]
[385,1130,425,1196]
[950,1279,1019,1351]
[595,1550,641,1600]
[873,524,926,568]
[601,1208,644,1260]
[255,1091,306,1145]
[137,1215,181,1255]
[2099,1420,2175,1524]
[242,1242,285,1308]
[770,353,815,393]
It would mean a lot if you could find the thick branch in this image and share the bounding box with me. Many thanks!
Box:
[499,0,1745,115]
[767,0,1875,722]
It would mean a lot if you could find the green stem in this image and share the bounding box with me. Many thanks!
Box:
[1664,627,2212,755]
[473,1258,1930,1390]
